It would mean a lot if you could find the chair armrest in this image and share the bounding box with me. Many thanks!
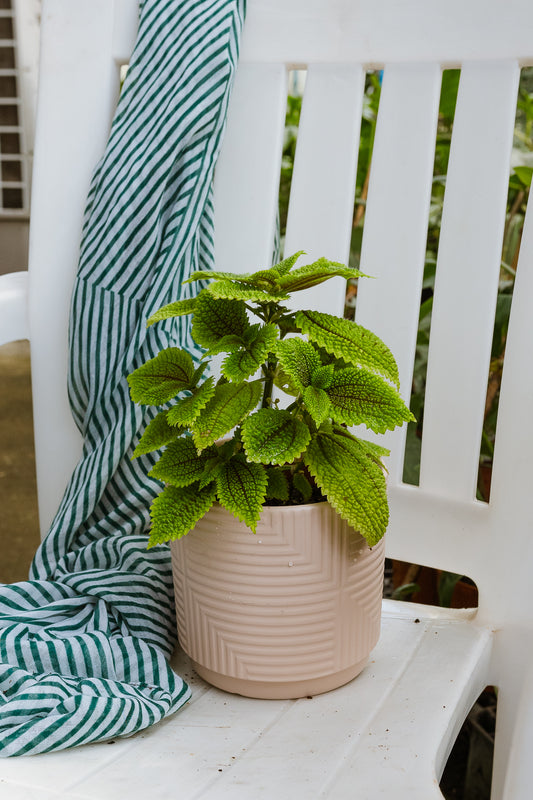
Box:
[0,271,29,345]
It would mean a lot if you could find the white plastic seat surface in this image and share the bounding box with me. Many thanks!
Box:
[0,603,491,799]
[2,0,533,797]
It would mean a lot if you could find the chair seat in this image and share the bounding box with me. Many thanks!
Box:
[1,600,492,800]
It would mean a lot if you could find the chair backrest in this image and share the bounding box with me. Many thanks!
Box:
[30,0,533,646]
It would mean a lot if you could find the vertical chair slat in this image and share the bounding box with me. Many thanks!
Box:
[491,195,533,517]
[354,63,441,484]
[487,193,533,629]
[284,63,365,315]
[214,63,287,273]
[112,0,139,61]
[419,62,520,501]
[29,0,121,536]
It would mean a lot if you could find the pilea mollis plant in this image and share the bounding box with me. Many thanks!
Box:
[127,252,414,548]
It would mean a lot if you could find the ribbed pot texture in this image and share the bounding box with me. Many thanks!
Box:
[170,502,385,699]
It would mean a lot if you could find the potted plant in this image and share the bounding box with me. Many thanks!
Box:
[128,251,413,699]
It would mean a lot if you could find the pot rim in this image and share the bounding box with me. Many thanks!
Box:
[210,499,331,514]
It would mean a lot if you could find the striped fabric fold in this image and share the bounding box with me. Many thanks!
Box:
[0,0,245,755]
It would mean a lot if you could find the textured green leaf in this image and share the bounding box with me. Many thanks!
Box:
[128,348,195,404]
[303,385,331,425]
[296,310,400,387]
[132,411,182,458]
[326,367,414,432]
[149,483,217,546]
[293,471,313,502]
[216,455,268,532]
[192,380,262,450]
[270,250,305,276]
[242,408,311,465]
[304,425,388,545]
[191,361,208,386]
[149,437,218,487]
[358,439,391,461]
[273,367,300,397]
[185,251,304,289]
[146,297,197,327]
[243,269,281,288]
[311,363,334,390]
[185,269,256,285]
[265,467,289,501]
[204,334,244,356]
[242,323,263,346]
[208,280,289,303]
[222,324,278,381]
[191,291,250,349]
[275,338,321,392]
[198,457,224,490]
[278,257,366,293]
[167,378,216,426]
[221,352,262,382]
[186,268,280,289]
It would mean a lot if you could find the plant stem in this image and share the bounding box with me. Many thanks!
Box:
[261,357,277,408]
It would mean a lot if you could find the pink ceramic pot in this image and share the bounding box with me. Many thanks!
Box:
[171,501,385,699]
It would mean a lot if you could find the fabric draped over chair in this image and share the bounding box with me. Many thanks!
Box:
[0,0,246,756]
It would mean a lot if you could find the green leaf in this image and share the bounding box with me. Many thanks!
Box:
[439,69,460,121]
[303,385,331,425]
[149,483,217,546]
[185,252,304,288]
[513,165,533,187]
[222,324,278,381]
[273,366,300,397]
[278,257,366,293]
[304,425,388,545]
[186,268,280,289]
[204,334,245,356]
[241,408,311,465]
[146,297,197,327]
[310,364,334,390]
[216,455,268,532]
[357,438,391,461]
[191,291,250,349]
[191,361,208,386]
[185,269,256,285]
[296,310,400,387]
[243,269,282,288]
[274,338,321,392]
[265,467,289,501]
[192,380,262,450]
[326,368,414,432]
[208,281,289,303]
[132,411,182,458]
[128,348,195,405]
[167,378,216,426]
[242,323,263,346]
[150,437,218,487]
[270,250,305,276]
[293,471,313,502]
[198,457,224,490]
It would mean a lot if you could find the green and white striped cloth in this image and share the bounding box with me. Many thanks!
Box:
[0,0,245,756]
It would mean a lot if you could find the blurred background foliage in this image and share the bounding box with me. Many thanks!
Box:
[276,69,533,797]
[279,67,533,508]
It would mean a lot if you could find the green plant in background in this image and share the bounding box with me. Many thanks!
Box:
[279,93,302,240]
[278,68,533,605]
[128,253,413,547]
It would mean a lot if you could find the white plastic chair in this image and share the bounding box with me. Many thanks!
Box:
[1,0,532,797]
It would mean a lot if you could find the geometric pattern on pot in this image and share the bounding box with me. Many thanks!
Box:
[171,503,385,685]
